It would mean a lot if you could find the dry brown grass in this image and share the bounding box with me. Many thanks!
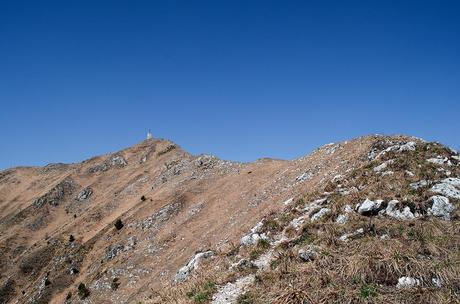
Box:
[134,138,460,303]
[204,140,460,304]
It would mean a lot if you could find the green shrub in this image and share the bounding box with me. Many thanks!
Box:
[77,283,90,299]
[186,281,216,303]
[263,219,279,231]
[256,238,270,250]
[359,283,377,299]
[114,218,124,230]
[111,278,120,290]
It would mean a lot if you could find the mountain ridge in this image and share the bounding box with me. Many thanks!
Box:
[0,134,459,304]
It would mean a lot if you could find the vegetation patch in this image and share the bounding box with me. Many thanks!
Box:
[186,280,217,303]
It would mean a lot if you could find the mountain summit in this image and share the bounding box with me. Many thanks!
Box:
[0,135,459,303]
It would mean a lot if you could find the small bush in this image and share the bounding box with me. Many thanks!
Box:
[114,219,124,230]
[77,283,90,299]
[140,195,146,201]
[186,281,216,303]
[237,292,255,304]
[359,283,377,299]
[111,278,120,290]
[256,238,270,250]
[69,235,75,242]
[249,249,260,260]
[263,219,279,231]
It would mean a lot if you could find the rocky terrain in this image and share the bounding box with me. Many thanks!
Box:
[0,135,459,304]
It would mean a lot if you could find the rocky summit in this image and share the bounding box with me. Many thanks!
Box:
[0,135,459,304]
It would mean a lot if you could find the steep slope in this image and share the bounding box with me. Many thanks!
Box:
[0,135,458,304]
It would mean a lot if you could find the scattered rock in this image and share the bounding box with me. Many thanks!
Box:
[335,205,353,224]
[381,171,394,176]
[125,236,137,250]
[400,142,417,151]
[373,160,394,173]
[369,141,416,160]
[187,201,205,217]
[132,200,184,230]
[298,245,318,262]
[37,275,50,297]
[76,187,92,201]
[33,177,76,207]
[111,155,127,166]
[212,275,255,304]
[289,198,330,228]
[105,244,124,260]
[252,250,275,269]
[405,170,415,177]
[282,198,293,206]
[339,228,364,242]
[325,143,340,155]
[299,198,328,213]
[310,208,331,222]
[432,277,443,288]
[240,232,268,246]
[240,222,268,245]
[230,259,256,270]
[296,172,313,182]
[332,174,343,182]
[335,214,348,225]
[289,216,307,230]
[87,154,127,173]
[338,187,358,196]
[174,251,214,283]
[427,157,452,166]
[410,180,428,190]
[396,276,420,289]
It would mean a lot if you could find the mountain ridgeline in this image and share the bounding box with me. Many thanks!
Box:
[0,135,459,304]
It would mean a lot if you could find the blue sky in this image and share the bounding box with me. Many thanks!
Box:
[0,0,459,169]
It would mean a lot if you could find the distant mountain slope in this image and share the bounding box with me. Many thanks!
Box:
[0,135,458,304]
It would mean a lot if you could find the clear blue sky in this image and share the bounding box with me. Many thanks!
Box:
[1,1,459,169]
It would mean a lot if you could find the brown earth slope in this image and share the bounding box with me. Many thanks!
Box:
[0,135,458,304]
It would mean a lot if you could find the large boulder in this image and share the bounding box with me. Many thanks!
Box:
[385,200,417,220]
[357,199,384,216]
[431,180,460,199]
[428,196,454,220]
